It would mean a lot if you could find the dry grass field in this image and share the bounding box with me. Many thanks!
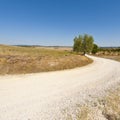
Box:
[96,49,120,62]
[97,55,120,62]
[0,44,92,75]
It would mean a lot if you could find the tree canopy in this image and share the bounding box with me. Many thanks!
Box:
[92,44,99,54]
[73,34,95,54]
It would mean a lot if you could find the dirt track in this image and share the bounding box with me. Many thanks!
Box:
[0,56,120,120]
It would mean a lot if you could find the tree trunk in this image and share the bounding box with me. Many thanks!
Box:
[83,51,86,55]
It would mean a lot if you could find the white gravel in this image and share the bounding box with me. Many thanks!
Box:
[0,55,120,120]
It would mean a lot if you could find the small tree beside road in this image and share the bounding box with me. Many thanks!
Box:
[73,34,95,55]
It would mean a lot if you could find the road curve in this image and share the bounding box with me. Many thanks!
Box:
[0,56,120,120]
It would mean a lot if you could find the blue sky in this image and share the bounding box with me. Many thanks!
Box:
[0,0,120,46]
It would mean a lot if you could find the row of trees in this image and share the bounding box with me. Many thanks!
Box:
[73,34,98,54]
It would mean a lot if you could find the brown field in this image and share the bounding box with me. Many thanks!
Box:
[0,45,92,75]
[96,50,120,62]
[97,55,120,62]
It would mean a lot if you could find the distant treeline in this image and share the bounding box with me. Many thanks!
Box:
[99,47,120,52]
[15,45,43,47]
[14,45,72,48]
[14,45,120,52]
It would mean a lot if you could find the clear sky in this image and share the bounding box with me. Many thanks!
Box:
[0,0,120,46]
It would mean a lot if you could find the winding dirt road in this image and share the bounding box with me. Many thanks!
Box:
[0,56,120,120]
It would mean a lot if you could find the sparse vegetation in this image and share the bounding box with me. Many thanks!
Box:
[64,85,120,120]
[0,44,92,75]
[98,55,120,62]
[68,56,120,120]
[102,88,120,120]
[94,47,120,62]
[76,106,90,120]
[96,47,120,56]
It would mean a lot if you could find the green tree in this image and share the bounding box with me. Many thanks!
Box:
[92,44,99,54]
[82,34,94,55]
[73,34,94,55]
[73,36,82,52]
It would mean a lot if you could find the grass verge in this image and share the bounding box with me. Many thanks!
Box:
[0,45,93,75]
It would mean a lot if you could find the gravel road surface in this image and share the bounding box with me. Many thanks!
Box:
[0,56,120,120]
